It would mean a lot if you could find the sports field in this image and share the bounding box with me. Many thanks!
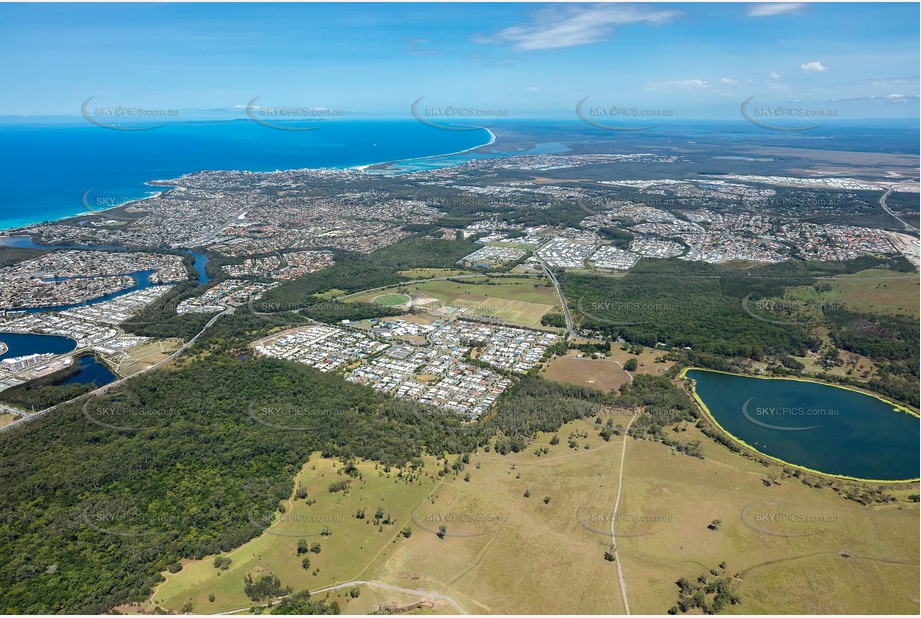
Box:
[373,293,411,307]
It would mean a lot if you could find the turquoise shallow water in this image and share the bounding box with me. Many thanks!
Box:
[686,369,920,481]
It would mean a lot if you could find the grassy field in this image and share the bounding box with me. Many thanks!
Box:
[108,338,183,377]
[829,271,919,317]
[608,345,675,377]
[346,277,558,328]
[409,278,557,328]
[312,288,348,300]
[350,313,436,329]
[775,270,919,319]
[141,456,444,614]
[397,268,470,279]
[450,297,554,328]
[138,416,919,615]
[0,412,19,429]
[362,421,629,614]
[408,278,556,305]
[542,353,632,392]
[373,293,412,307]
[368,420,918,615]
[616,424,919,614]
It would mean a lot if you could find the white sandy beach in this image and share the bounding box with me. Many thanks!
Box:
[352,126,496,172]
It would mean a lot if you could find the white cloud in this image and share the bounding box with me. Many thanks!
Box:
[869,79,911,89]
[474,4,679,52]
[769,71,781,79]
[525,86,540,92]
[645,79,710,91]
[800,60,827,72]
[832,94,919,104]
[720,77,739,85]
[748,3,806,17]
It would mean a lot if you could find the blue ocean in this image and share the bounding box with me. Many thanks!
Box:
[1,117,917,231]
[0,119,492,230]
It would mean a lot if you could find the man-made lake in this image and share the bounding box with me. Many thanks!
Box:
[60,354,117,387]
[0,335,116,390]
[684,369,920,481]
[0,332,77,360]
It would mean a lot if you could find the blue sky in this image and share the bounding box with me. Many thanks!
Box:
[1,2,918,120]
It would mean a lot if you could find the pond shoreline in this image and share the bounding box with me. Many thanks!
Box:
[679,367,920,484]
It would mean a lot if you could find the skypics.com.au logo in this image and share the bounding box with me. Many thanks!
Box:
[247,402,351,432]
[741,397,838,432]
[246,97,344,131]
[740,97,837,132]
[411,96,508,131]
[575,507,673,539]
[80,187,147,214]
[81,97,179,131]
[741,294,843,326]
[576,97,673,132]
[411,507,509,538]
[740,502,840,537]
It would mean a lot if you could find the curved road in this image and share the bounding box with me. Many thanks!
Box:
[534,255,575,338]
[611,360,635,384]
[0,309,230,433]
[879,180,918,233]
[222,580,467,615]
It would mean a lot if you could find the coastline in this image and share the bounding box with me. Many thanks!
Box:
[351,126,496,171]
[0,126,499,234]
[0,189,165,236]
[679,367,920,484]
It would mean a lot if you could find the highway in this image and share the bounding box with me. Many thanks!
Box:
[879,180,919,233]
[534,254,575,338]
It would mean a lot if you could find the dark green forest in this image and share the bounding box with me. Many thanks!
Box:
[562,256,911,360]
[0,351,481,613]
